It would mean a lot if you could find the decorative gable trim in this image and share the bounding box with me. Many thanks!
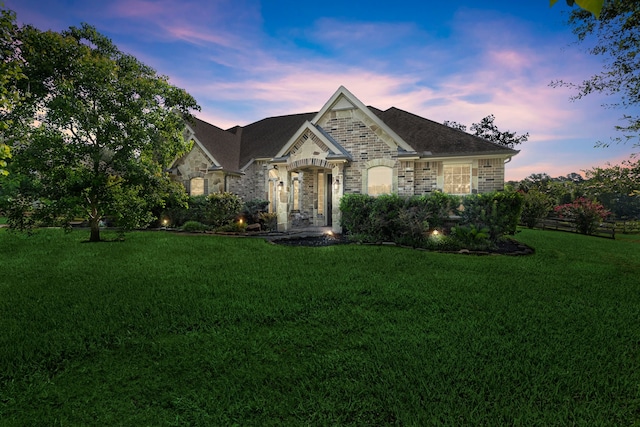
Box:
[310,86,415,152]
[274,121,351,161]
[289,129,330,156]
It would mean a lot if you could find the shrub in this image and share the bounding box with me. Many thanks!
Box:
[554,197,610,235]
[459,190,523,241]
[340,193,375,235]
[405,192,458,230]
[243,199,270,224]
[162,193,243,228]
[181,221,209,232]
[204,192,243,228]
[369,193,407,242]
[258,212,277,232]
[520,189,551,228]
[450,224,491,249]
[216,221,247,233]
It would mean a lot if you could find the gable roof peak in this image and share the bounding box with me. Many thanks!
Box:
[311,86,414,152]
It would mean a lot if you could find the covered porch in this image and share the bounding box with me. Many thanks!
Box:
[267,158,345,234]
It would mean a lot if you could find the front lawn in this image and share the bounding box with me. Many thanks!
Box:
[1,228,639,425]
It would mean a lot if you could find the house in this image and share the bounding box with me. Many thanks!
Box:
[169,86,519,233]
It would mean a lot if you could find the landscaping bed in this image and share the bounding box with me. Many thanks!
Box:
[272,233,534,255]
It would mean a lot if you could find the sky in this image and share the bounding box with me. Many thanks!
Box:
[5,0,639,180]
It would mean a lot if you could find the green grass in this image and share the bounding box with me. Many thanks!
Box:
[1,228,639,425]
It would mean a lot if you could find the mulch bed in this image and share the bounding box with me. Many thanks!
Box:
[272,234,534,256]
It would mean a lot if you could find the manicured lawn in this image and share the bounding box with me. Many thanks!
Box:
[1,228,639,425]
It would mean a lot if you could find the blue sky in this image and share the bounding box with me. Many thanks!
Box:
[6,0,638,180]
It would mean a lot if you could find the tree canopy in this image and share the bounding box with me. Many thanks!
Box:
[3,20,199,241]
[444,115,529,149]
[552,0,640,148]
[0,6,23,176]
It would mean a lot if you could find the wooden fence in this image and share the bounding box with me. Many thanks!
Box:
[533,216,617,239]
[614,220,640,235]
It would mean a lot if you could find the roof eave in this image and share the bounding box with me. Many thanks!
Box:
[418,150,519,161]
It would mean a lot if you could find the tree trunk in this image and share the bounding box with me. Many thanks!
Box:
[89,204,101,242]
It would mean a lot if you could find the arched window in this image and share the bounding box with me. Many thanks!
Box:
[367,166,392,196]
[190,177,205,196]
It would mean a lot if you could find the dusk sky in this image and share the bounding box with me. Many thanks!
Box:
[6,0,639,180]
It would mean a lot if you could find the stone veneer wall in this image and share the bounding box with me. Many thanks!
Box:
[228,160,269,201]
[318,109,398,195]
[301,172,315,218]
[477,158,506,193]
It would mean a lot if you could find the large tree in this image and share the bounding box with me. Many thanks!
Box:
[0,6,23,176]
[552,0,640,147]
[5,23,199,241]
[444,115,529,149]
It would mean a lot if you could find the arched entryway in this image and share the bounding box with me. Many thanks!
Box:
[271,158,344,233]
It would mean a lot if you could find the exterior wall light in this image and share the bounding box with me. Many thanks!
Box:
[333,178,340,191]
[277,181,284,191]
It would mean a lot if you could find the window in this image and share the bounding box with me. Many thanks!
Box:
[443,164,471,194]
[317,172,324,215]
[292,173,299,211]
[190,177,205,196]
[367,166,392,196]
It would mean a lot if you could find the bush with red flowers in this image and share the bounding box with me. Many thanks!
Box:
[554,197,610,235]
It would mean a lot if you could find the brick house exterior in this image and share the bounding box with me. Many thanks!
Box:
[169,86,519,233]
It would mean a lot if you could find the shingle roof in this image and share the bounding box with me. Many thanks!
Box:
[236,112,316,168]
[369,107,519,157]
[190,117,241,171]
[188,104,517,172]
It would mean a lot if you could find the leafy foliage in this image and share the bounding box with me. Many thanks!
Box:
[242,198,270,225]
[3,23,199,241]
[469,115,529,149]
[450,224,491,248]
[340,191,520,249]
[163,192,243,230]
[338,193,374,236]
[520,189,552,228]
[257,212,277,231]
[509,160,640,220]
[0,6,24,176]
[552,0,640,148]
[554,197,611,234]
[444,114,529,148]
[181,220,209,232]
[203,192,243,229]
[459,190,524,240]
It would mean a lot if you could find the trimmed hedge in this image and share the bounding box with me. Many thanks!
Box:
[340,190,523,249]
[459,190,524,241]
[162,192,242,229]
